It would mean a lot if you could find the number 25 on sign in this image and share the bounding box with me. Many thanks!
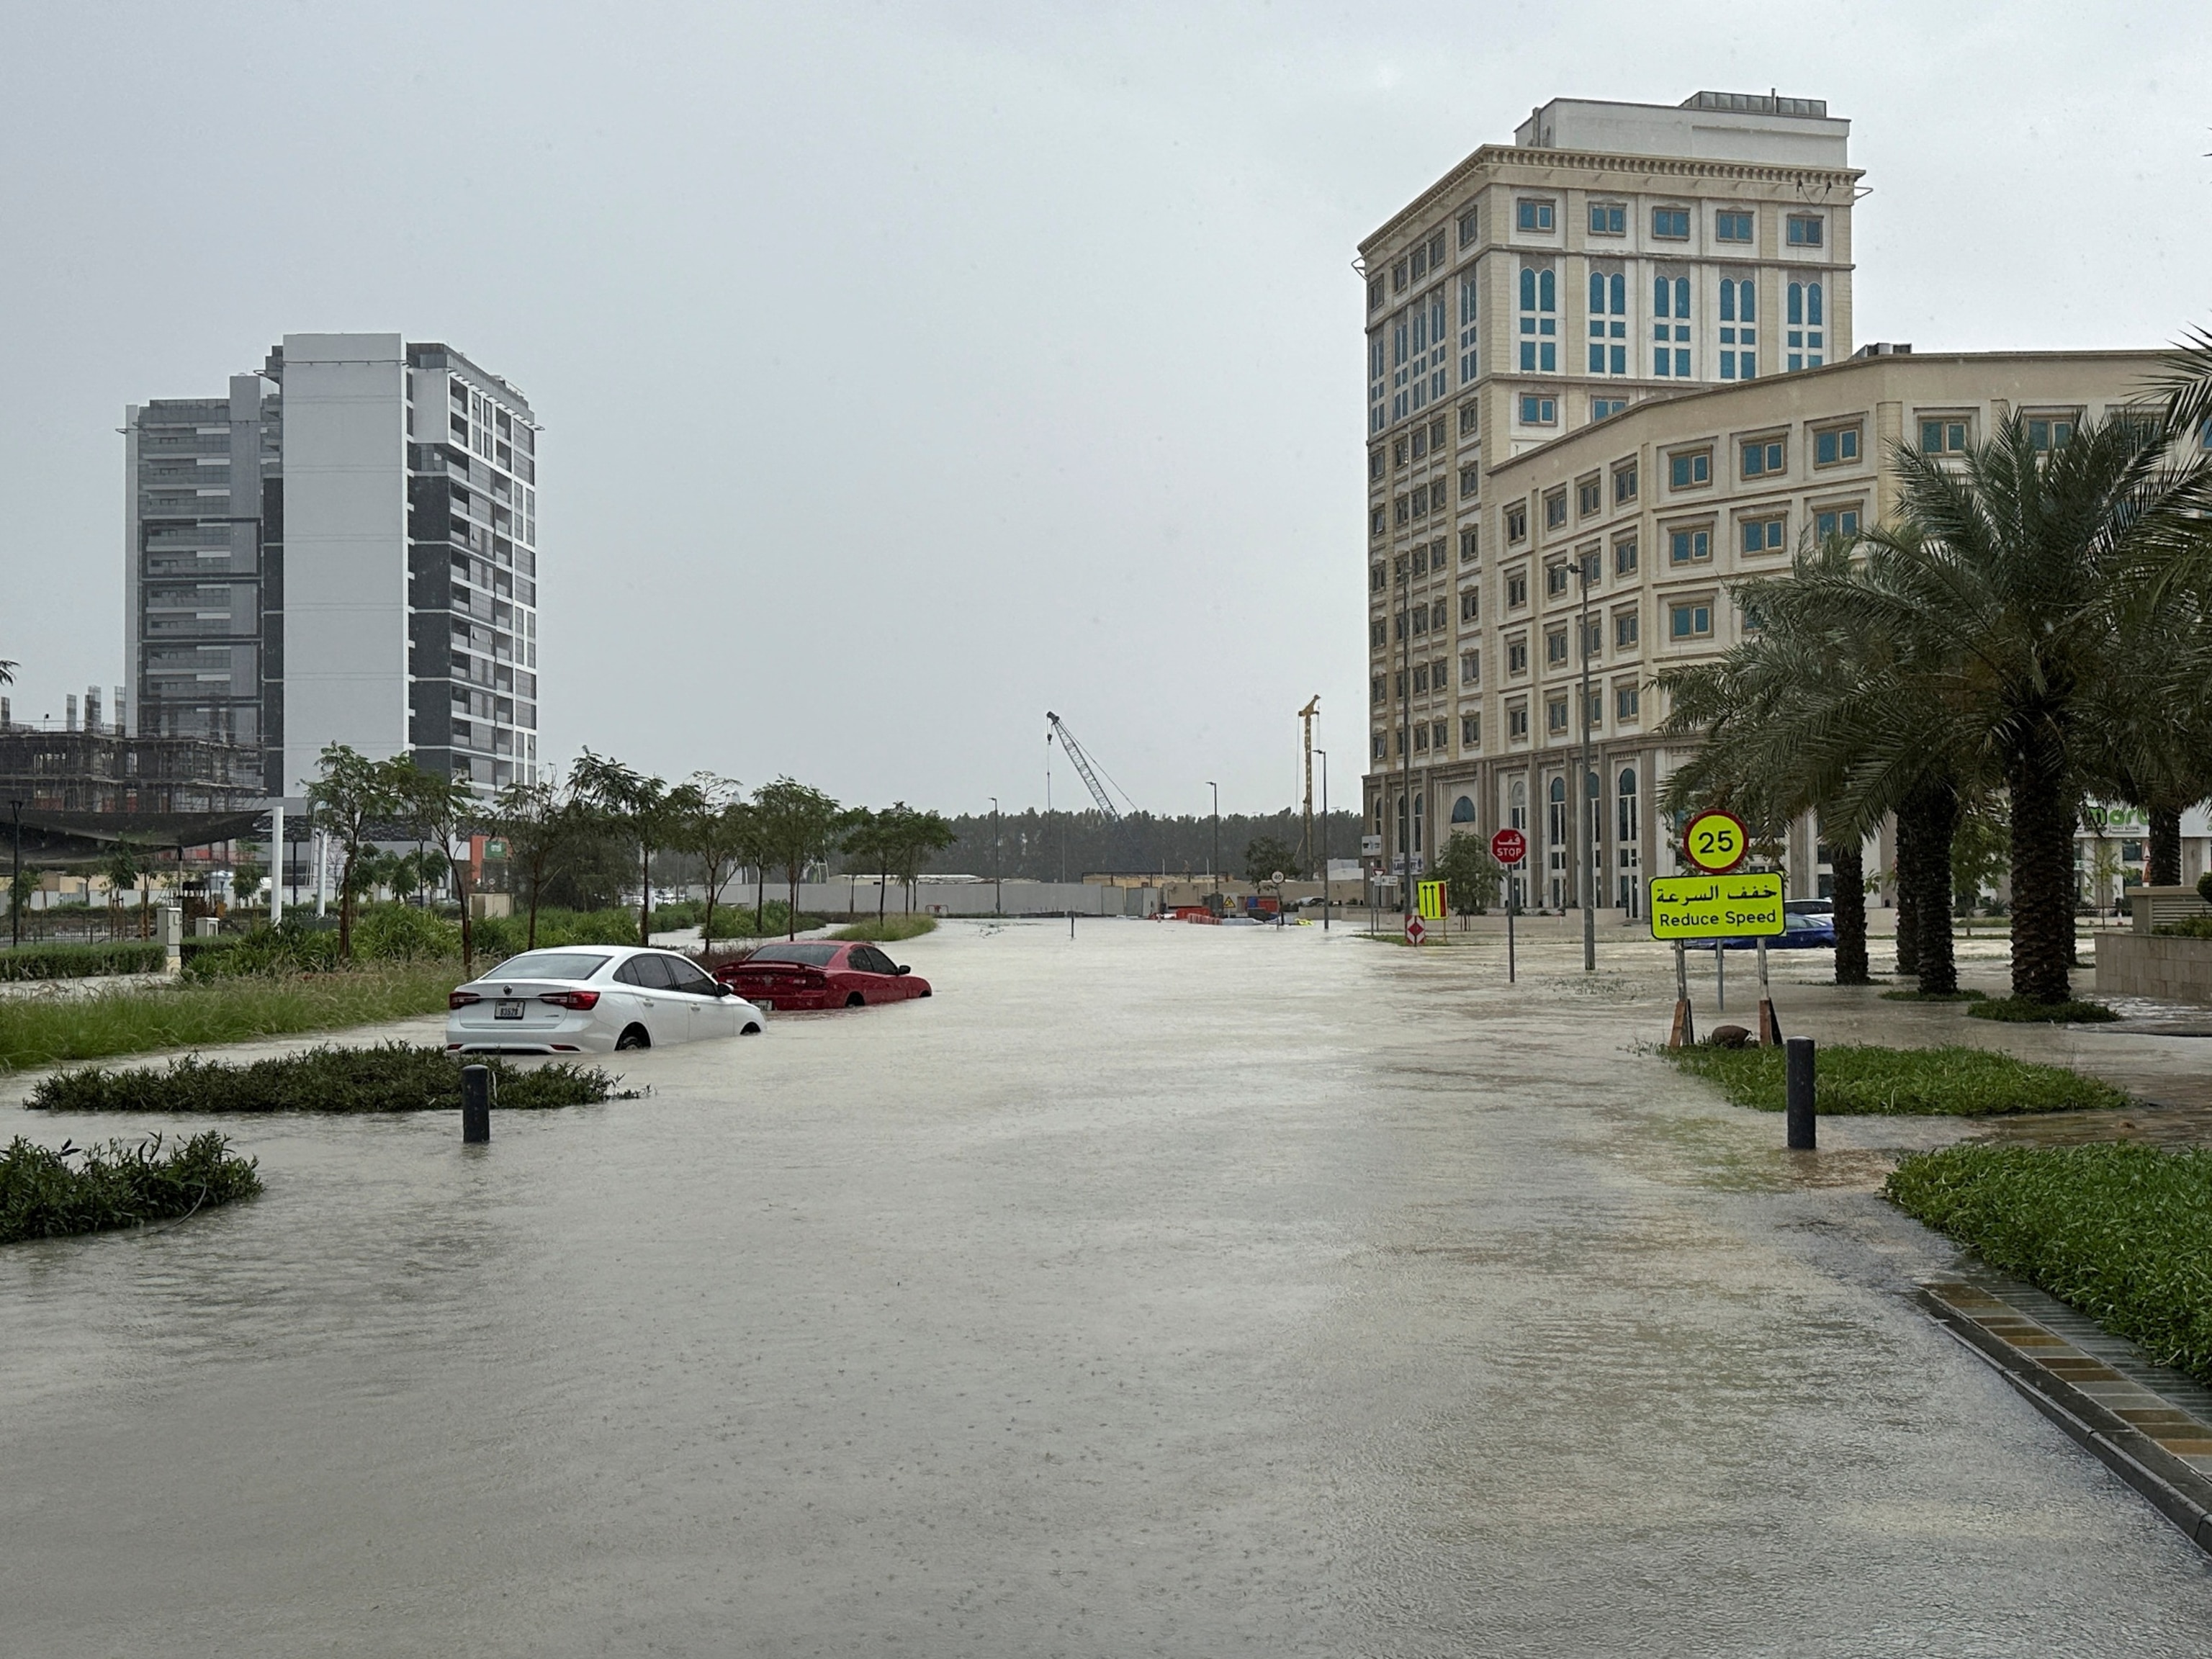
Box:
[1681,809,1749,876]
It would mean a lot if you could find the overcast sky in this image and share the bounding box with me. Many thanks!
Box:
[3,1,2208,817]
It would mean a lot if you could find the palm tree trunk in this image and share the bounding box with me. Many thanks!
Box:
[1893,809,1919,979]
[2008,745,2075,1004]
[2149,806,2182,889]
[1831,840,1870,985]
[1903,781,1959,995]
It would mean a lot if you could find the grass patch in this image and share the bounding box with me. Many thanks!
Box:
[0,964,457,1074]
[2,1130,261,1244]
[1663,1041,2128,1116]
[27,1042,621,1114]
[830,915,940,943]
[1879,988,1990,1003]
[1966,997,2120,1024]
[0,942,168,981]
[1887,1143,2212,1385]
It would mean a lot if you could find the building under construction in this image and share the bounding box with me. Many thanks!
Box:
[0,727,266,867]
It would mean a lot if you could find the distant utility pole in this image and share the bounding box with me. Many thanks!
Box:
[1316,749,1329,932]
[1577,552,1597,972]
[9,798,22,950]
[1208,781,1219,896]
[990,796,1001,914]
[1298,695,1320,876]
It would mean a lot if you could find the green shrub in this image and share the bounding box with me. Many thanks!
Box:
[1966,997,2120,1023]
[1,1130,261,1244]
[0,942,166,981]
[830,914,939,943]
[29,1041,619,1113]
[0,963,459,1072]
[2154,915,2212,940]
[1879,988,1989,1003]
[1887,1143,2212,1384]
[181,919,343,980]
[1663,1041,2127,1115]
[351,904,460,961]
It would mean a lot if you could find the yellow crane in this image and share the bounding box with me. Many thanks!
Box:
[1298,696,1321,877]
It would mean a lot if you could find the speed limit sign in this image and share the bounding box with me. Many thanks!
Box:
[1681,809,1750,875]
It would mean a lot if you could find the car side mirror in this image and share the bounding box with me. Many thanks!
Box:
[894,963,911,976]
[715,981,736,996]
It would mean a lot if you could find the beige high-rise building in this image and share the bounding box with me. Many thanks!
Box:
[1359,91,1859,895]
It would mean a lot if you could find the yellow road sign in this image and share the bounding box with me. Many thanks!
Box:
[1647,871,1784,940]
[1417,880,1448,920]
[1681,809,1750,875]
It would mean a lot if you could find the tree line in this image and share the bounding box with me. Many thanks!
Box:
[920,809,1364,884]
[1654,336,2212,1011]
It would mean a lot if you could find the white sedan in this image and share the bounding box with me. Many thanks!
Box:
[446,945,765,1054]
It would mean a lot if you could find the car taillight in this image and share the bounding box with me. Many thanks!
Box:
[539,990,601,1010]
[449,991,482,1009]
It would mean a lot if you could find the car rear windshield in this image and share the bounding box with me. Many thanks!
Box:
[746,944,840,966]
[484,951,613,982]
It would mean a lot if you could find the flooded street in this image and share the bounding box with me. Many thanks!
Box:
[5,918,2210,1655]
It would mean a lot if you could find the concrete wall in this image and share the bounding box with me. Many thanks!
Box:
[714,880,1152,918]
[280,333,410,791]
[2095,934,2212,1007]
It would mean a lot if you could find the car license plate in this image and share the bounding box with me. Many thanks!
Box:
[495,999,525,1020]
[755,998,773,1011]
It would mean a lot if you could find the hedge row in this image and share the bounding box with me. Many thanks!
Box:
[28,1042,622,1114]
[0,941,168,981]
[1,1130,262,1244]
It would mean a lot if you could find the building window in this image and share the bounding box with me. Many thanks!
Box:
[1614,608,1640,648]
[1372,731,1386,759]
[1432,720,1448,750]
[1587,268,1628,375]
[1547,696,1570,734]
[1814,505,1861,541]
[1414,723,1429,752]
[1369,279,1385,313]
[1580,616,1602,659]
[1519,264,1558,372]
[1413,543,1429,576]
[1668,526,1712,565]
[1395,495,1410,526]
[1506,570,1529,607]
[1460,464,1480,500]
[1652,275,1691,377]
[1545,562,1570,597]
[1786,215,1824,247]
[1460,528,1479,562]
[1668,601,1714,639]
[1519,394,1558,426]
[1920,418,1972,454]
[1458,274,1479,384]
[1509,703,1529,740]
[1814,424,1861,466]
[1370,618,1386,647]
[1613,463,1637,505]
[1786,282,1824,370]
[1462,714,1481,747]
[1459,402,1479,437]
[1614,536,1638,577]
[1369,446,1385,481]
[1371,505,1386,537]
[1370,676,1384,705]
[1668,449,1712,489]
[1652,207,1690,240]
[1589,202,1625,235]
[1740,516,1786,554]
[1506,504,1529,544]
[1516,198,1555,233]
[1544,490,1568,529]
[1617,684,1641,721]
[1592,397,1627,420]
[1545,628,1569,666]
[1740,438,1784,478]
[1715,210,1753,243]
[1413,484,1430,519]
[1583,688,1604,729]
[1457,205,1479,248]
[1718,279,1757,379]
[1413,604,1429,637]
[1370,562,1385,592]
[1413,663,1429,693]
[1411,426,1426,461]
[1577,477,1601,517]
[1508,637,1529,674]
[2027,415,2075,451]
[1461,649,1480,685]
[1460,588,1480,624]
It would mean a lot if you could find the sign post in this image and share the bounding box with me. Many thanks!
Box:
[1649,868,1785,1046]
[1491,828,1527,984]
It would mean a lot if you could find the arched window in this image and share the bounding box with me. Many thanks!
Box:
[1617,768,1639,842]
[1508,778,1527,831]
[1617,769,1642,912]
[1538,269,1555,312]
[1519,266,1535,311]
[1519,265,1557,372]
[1451,794,1477,824]
[1395,794,1408,854]
[1787,282,1825,372]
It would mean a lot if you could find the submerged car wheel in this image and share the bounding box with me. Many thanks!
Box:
[616,1025,651,1050]
[845,992,866,1008]
[741,1022,763,1035]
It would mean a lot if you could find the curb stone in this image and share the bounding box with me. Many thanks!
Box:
[1918,1277,2212,1557]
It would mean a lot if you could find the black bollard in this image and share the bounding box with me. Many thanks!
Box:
[462,1063,492,1144]
[1784,1036,1815,1151]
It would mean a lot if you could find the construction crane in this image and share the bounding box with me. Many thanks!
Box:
[1045,711,1132,822]
[1298,696,1321,876]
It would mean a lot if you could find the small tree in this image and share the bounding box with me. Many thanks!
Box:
[878,804,957,916]
[1241,834,1300,887]
[667,773,749,955]
[491,775,580,950]
[102,840,142,942]
[1431,832,1503,925]
[752,778,844,939]
[306,743,397,961]
[572,750,672,947]
[228,850,266,915]
[386,756,487,974]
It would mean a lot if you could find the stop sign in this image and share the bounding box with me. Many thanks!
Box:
[1491,827,1527,866]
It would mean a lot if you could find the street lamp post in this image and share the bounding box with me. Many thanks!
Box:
[8,798,22,950]
[1577,553,1597,973]
[1315,748,1329,932]
[1208,781,1219,903]
[990,796,1001,916]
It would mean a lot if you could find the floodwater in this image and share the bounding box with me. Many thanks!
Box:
[4,919,2210,1655]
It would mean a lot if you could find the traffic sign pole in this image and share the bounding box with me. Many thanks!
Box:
[1491,828,1526,985]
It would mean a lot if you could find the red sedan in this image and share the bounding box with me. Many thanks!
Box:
[711,941,932,1011]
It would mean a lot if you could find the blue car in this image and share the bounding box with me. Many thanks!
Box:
[1704,912,1838,952]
